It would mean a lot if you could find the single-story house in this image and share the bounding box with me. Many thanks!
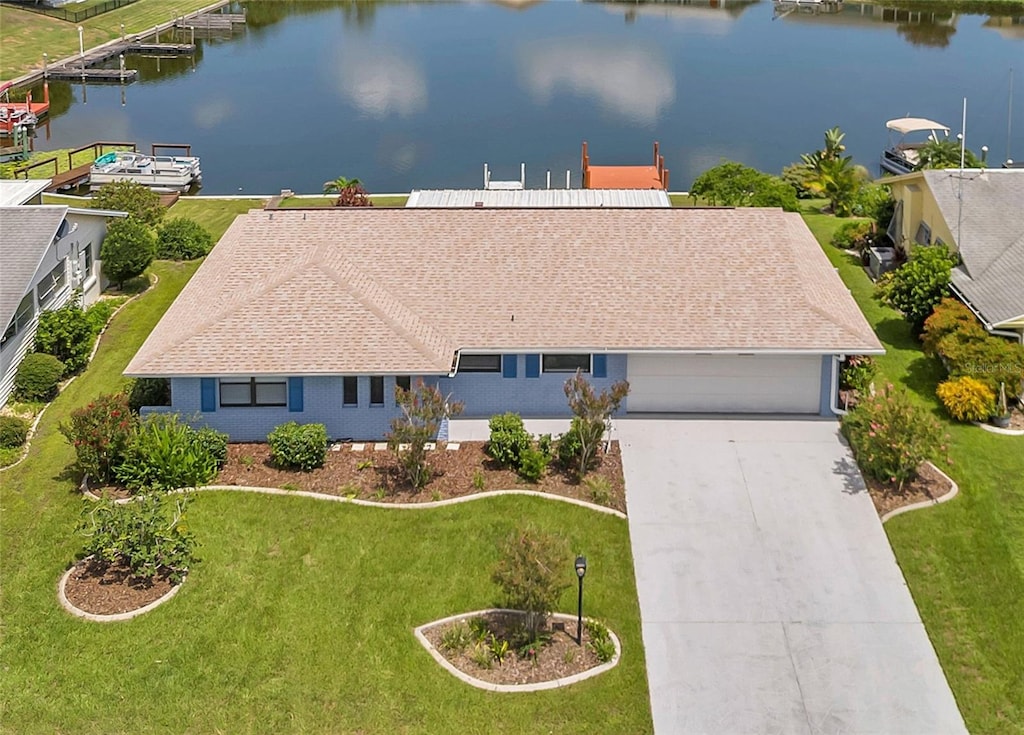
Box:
[0,197,126,406]
[884,168,1024,342]
[125,207,883,441]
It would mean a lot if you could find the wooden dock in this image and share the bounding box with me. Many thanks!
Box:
[46,68,139,83]
[176,12,245,29]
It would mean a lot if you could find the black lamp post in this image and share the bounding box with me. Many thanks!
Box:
[575,555,588,645]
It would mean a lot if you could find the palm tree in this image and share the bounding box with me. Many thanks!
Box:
[323,175,362,194]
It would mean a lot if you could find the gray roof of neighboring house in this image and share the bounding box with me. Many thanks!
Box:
[406,189,671,207]
[126,207,882,377]
[0,179,51,207]
[0,205,68,330]
[924,169,1024,325]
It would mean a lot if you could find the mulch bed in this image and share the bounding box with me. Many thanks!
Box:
[423,611,608,686]
[216,441,627,514]
[63,558,177,615]
[864,462,953,518]
[1003,408,1024,431]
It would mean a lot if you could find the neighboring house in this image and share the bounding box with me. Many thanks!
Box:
[884,168,1024,342]
[0,202,126,406]
[125,207,883,442]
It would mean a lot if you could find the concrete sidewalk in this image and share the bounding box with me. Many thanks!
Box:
[617,418,966,735]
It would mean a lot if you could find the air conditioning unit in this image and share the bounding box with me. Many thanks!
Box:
[867,246,897,280]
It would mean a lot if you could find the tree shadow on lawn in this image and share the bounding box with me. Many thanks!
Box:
[904,356,946,404]
[874,316,922,354]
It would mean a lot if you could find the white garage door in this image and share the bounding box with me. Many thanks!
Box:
[627,354,823,414]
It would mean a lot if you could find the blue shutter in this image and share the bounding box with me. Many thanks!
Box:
[288,377,304,412]
[502,354,517,378]
[200,378,216,412]
[593,354,607,378]
[525,354,540,378]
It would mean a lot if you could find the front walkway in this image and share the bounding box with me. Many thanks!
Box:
[617,418,966,735]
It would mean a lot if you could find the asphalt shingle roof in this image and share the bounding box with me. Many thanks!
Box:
[126,208,882,377]
[0,205,68,330]
[924,169,1024,325]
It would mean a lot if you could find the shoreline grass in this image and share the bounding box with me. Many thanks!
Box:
[803,207,1024,733]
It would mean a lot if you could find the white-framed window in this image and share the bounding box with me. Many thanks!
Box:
[542,354,591,373]
[37,261,67,307]
[459,354,502,372]
[1,293,35,348]
[83,242,94,278]
[914,221,932,247]
[219,377,287,407]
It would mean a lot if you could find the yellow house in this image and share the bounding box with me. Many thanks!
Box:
[884,168,1024,343]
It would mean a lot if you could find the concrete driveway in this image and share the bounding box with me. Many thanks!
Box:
[616,418,966,735]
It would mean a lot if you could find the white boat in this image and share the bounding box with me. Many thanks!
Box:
[89,150,202,193]
[880,117,950,175]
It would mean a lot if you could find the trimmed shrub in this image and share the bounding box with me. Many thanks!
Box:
[79,494,195,583]
[60,392,137,484]
[267,421,328,471]
[127,377,171,412]
[0,415,30,448]
[34,302,94,374]
[486,412,531,469]
[116,413,219,493]
[101,218,157,288]
[556,420,584,469]
[517,446,550,483]
[830,220,873,252]
[921,298,986,356]
[938,332,1024,399]
[193,426,228,469]
[849,182,892,223]
[937,377,996,422]
[156,217,213,260]
[492,526,571,642]
[876,246,955,333]
[84,298,124,334]
[841,384,946,490]
[13,353,65,402]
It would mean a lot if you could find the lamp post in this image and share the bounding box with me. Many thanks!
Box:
[575,555,587,645]
[77,26,84,58]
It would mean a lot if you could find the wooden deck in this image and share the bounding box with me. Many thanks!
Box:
[581,141,670,190]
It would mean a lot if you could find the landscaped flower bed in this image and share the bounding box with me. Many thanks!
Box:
[862,461,953,518]
[420,610,618,687]
[216,441,627,513]
[62,557,179,616]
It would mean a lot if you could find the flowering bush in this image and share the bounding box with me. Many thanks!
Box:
[840,384,946,490]
[936,377,995,422]
[60,392,137,483]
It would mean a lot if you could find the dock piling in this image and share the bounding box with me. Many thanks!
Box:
[546,170,551,189]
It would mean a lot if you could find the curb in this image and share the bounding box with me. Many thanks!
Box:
[0,276,153,474]
[413,609,621,692]
[194,485,628,519]
[880,461,960,524]
[57,557,183,622]
[972,421,1024,437]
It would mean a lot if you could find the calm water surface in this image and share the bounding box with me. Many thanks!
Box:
[30,0,1024,194]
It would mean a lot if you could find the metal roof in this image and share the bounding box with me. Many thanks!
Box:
[405,189,670,208]
[0,179,51,207]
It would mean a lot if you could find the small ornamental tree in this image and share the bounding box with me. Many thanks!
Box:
[34,302,95,374]
[79,493,195,583]
[101,218,157,288]
[491,526,571,641]
[876,246,955,333]
[324,175,374,207]
[156,217,213,260]
[840,384,946,491]
[388,380,463,489]
[60,392,138,484]
[91,179,164,227]
[562,371,629,477]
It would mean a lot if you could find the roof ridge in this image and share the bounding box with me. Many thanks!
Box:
[318,245,456,371]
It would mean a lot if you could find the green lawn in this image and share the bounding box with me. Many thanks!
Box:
[168,197,267,239]
[279,195,409,208]
[1,0,220,79]
[0,207,651,732]
[804,210,1024,734]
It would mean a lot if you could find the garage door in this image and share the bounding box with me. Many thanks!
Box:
[627,354,822,413]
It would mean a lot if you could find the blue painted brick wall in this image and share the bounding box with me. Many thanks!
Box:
[167,354,628,442]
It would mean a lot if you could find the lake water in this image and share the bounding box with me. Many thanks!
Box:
[27,0,1024,194]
